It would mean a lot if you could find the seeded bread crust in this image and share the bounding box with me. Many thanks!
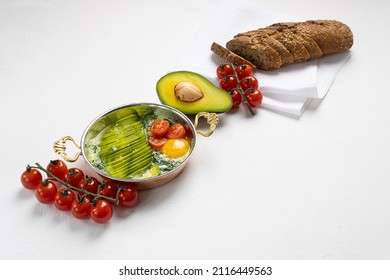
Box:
[262,37,294,65]
[211,42,256,68]
[224,20,353,70]
[225,35,283,70]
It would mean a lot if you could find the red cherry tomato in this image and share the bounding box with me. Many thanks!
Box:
[90,199,113,224]
[245,88,263,108]
[46,160,68,182]
[216,64,234,79]
[78,176,100,194]
[118,186,139,208]
[229,89,242,109]
[21,167,43,190]
[150,119,170,137]
[99,181,118,199]
[236,64,253,80]
[219,75,238,92]
[71,197,92,220]
[67,167,85,188]
[183,123,193,137]
[148,136,167,149]
[35,180,57,204]
[54,188,76,211]
[167,123,186,139]
[240,76,259,92]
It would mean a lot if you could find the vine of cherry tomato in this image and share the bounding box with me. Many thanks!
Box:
[118,186,139,208]
[71,197,92,220]
[99,181,119,199]
[216,64,234,79]
[245,88,263,108]
[240,76,259,92]
[219,75,238,92]
[21,159,141,224]
[78,176,100,194]
[235,64,253,80]
[54,188,76,211]
[35,180,57,204]
[47,159,68,182]
[229,89,243,109]
[90,199,113,224]
[21,167,43,190]
[67,167,85,188]
[216,63,263,113]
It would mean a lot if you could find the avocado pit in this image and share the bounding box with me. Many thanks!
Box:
[174,81,204,102]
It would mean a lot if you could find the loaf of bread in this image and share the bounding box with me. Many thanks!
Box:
[217,20,353,70]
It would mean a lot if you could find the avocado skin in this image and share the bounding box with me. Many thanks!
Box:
[156,71,232,114]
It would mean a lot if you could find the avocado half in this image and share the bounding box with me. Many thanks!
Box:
[156,71,233,114]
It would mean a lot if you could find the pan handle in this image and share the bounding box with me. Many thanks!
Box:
[194,112,219,137]
[53,136,81,162]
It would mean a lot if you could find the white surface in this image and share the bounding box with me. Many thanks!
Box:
[1,0,390,260]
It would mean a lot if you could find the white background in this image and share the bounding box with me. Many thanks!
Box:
[1,0,390,261]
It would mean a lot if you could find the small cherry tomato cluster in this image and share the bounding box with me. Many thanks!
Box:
[216,64,263,114]
[21,160,139,224]
[148,119,187,150]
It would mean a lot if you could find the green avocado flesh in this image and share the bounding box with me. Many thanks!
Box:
[84,107,153,179]
[156,71,233,114]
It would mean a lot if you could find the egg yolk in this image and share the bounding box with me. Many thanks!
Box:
[161,139,189,158]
